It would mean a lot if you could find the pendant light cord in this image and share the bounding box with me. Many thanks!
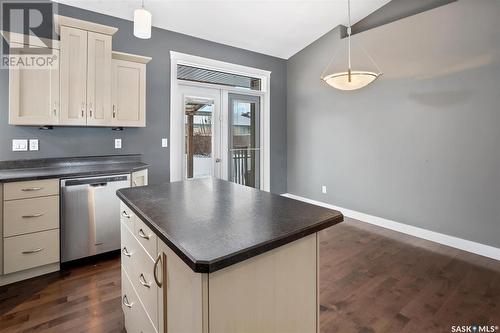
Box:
[347,0,352,81]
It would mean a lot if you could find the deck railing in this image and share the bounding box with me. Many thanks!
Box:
[230,148,259,188]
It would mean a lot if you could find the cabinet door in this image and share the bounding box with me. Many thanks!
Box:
[131,169,148,187]
[60,26,88,125]
[9,45,59,125]
[111,59,146,127]
[86,32,112,126]
[157,240,206,333]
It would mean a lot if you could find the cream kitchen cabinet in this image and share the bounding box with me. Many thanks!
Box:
[131,169,148,187]
[59,26,112,126]
[8,42,60,126]
[0,178,61,286]
[111,52,151,128]
[5,17,151,128]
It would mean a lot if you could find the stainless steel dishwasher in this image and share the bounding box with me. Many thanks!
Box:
[61,174,131,262]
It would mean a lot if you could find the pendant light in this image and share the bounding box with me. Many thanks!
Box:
[134,0,152,39]
[321,0,381,91]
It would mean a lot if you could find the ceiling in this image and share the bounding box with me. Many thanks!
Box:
[53,0,390,59]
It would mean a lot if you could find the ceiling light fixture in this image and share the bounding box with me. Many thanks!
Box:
[321,0,381,91]
[134,0,152,39]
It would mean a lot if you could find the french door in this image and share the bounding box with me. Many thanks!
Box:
[179,85,261,189]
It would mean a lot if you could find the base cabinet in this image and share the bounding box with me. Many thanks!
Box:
[120,200,319,333]
[0,179,60,286]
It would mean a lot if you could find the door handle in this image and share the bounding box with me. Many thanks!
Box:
[122,295,133,308]
[138,229,150,240]
[89,102,93,118]
[139,273,152,288]
[122,247,132,257]
[21,187,43,192]
[22,213,45,218]
[113,105,116,118]
[153,253,162,287]
[22,248,43,254]
[215,158,221,163]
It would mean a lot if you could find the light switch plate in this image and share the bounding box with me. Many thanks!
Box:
[162,138,168,148]
[29,139,39,151]
[115,138,122,149]
[12,139,28,151]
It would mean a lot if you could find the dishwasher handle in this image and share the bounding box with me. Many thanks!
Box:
[62,175,129,187]
[89,182,108,187]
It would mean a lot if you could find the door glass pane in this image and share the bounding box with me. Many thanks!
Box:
[185,100,213,179]
[229,94,260,188]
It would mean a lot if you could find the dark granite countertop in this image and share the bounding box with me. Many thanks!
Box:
[0,155,148,182]
[117,178,343,273]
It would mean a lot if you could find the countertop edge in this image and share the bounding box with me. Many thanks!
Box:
[117,189,344,274]
[0,164,149,183]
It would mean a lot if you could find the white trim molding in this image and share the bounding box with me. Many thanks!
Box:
[282,193,500,261]
[170,51,271,191]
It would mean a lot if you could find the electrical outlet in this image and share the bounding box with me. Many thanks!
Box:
[162,138,168,148]
[322,185,327,194]
[29,139,39,151]
[12,139,28,151]
[115,138,122,149]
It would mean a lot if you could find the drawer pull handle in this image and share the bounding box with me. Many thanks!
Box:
[122,247,132,257]
[121,211,131,219]
[22,213,45,218]
[153,253,162,287]
[139,273,152,288]
[138,229,150,240]
[22,248,43,254]
[122,295,133,308]
[21,187,43,192]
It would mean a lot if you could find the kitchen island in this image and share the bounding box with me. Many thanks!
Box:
[117,178,343,333]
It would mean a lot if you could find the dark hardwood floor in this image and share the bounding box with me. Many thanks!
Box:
[1,217,499,332]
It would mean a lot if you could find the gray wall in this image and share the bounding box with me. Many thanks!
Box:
[0,3,287,194]
[287,0,500,247]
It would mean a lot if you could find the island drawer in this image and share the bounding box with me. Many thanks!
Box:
[121,220,159,329]
[4,229,60,274]
[3,195,59,237]
[134,217,157,259]
[4,179,59,200]
[122,267,157,333]
[120,202,135,231]
[121,221,138,279]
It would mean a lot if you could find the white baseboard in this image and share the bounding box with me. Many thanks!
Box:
[282,193,500,261]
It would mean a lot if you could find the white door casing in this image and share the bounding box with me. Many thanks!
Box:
[170,51,271,191]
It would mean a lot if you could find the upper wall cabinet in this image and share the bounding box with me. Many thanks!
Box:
[5,16,151,128]
[59,16,115,126]
[59,26,89,126]
[111,52,151,128]
[8,41,60,126]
